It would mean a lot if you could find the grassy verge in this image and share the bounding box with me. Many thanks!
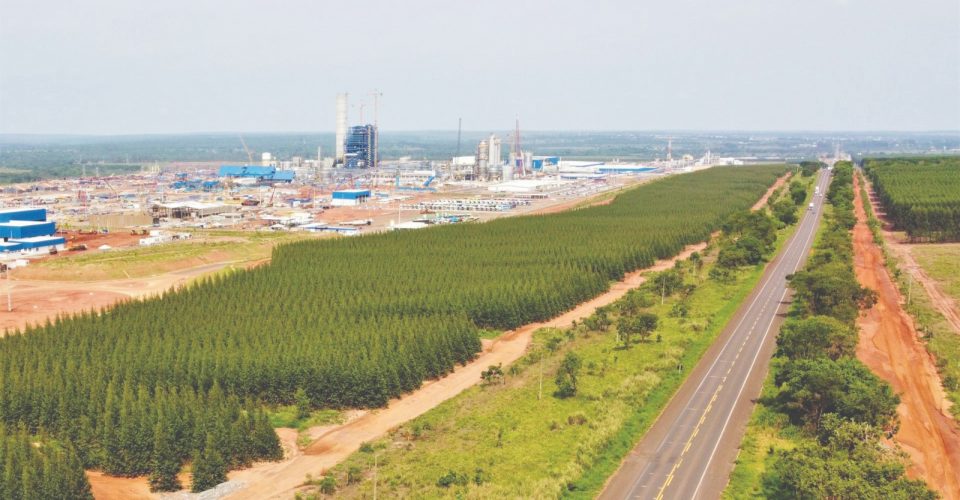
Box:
[15,232,312,281]
[266,406,345,432]
[857,172,960,417]
[293,193,805,499]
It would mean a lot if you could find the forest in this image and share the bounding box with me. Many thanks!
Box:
[758,162,934,498]
[863,156,960,242]
[0,166,783,487]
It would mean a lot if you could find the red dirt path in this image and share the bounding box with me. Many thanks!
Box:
[861,177,960,335]
[852,174,960,499]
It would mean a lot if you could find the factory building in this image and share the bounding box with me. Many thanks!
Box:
[344,125,378,169]
[154,202,237,219]
[217,165,295,183]
[0,207,66,255]
[330,189,371,207]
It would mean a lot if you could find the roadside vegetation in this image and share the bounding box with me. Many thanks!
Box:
[863,156,960,242]
[0,166,784,491]
[293,171,805,499]
[724,162,935,499]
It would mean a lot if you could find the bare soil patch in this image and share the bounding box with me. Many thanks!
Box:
[852,174,960,499]
[861,178,960,335]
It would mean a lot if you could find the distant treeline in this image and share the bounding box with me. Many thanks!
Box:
[0,166,783,486]
[863,156,960,242]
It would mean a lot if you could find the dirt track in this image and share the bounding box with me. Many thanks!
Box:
[852,174,960,499]
[750,171,790,210]
[861,178,960,335]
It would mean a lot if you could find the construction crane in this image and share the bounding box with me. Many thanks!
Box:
[239,135,254,164]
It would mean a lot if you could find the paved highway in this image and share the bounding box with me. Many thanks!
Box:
[599,169,832,500]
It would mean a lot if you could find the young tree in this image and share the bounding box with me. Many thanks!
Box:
[294,388,311,421]
[148,418,182,492]
[191,434,226,493]
[554,352,582,399]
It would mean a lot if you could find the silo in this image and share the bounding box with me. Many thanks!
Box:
[502,163,513,181]
[477,139,489,180]
[522,152,533,176]
[335,93,348,165]
[488,134,501,166]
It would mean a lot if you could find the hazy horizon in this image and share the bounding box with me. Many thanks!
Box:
[2,0,958,135]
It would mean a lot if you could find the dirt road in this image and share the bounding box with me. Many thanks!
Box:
[853,174,960,499]
[861,178,960,335]
[750,171,791,210]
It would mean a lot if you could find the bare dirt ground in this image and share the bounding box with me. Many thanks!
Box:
[852,175,960,499]
[0,260,233,334]
[861,178,960,335]
[750,171,791,210]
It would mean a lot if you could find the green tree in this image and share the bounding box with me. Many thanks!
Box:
[776,316,856,361]
[554,352,582,399]
[294,388,311,421]
[776,358,899,430]
[191,434,226,493]
[148,418,182,492]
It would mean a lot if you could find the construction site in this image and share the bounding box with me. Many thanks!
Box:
[0,93,740,271]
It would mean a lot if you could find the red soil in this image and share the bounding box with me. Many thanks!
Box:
[861,177,960,335]
[852,174,960,499]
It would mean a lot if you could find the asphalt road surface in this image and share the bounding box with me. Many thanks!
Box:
[599,169,832,500]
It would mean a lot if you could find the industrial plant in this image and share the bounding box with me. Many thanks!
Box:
[0,92,749,270]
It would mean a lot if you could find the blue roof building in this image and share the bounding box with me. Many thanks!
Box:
[0,207,62,254]
[218,165,295,183]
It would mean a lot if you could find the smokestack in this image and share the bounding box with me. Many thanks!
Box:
[335,93,348,165]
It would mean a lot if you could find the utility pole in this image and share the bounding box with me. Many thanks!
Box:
[661,275,666,305]
[373,452,378,500]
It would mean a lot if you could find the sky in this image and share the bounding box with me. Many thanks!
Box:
[1,0,958,134]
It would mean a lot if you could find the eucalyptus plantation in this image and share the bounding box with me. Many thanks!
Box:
[0,165,784,479]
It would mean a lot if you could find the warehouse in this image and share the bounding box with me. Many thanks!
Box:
[10,235,66,254]
[331,189,371,207]
[154,202,237,219]
[0,206,64,254]
[0,220,57,239]
[218,165,295,183]
[0,207,46,223]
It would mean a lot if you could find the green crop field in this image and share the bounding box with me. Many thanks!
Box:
[864,156,960,242]
[0,165,784,487]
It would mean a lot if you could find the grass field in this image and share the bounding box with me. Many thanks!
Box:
[911,244,960,301]
[293,192,806,499]
[14,231,314,281]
